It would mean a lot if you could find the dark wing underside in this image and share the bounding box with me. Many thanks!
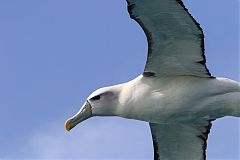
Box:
[149,121,213,160]
[126,0,213,77]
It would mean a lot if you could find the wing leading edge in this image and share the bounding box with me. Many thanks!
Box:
[149,122,213,160]
[126,0,213,78]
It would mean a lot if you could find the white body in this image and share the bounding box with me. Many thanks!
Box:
[65,0,240,159]
[118,76,240,123]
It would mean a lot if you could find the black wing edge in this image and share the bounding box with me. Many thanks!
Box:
[126,0,215,78]
[150,120,215,160]
[126,0,154,71]
[151,131,160,160]
[197,120,215,160]
[175,0,214,78]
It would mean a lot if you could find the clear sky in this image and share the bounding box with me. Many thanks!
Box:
[0,0,239,159]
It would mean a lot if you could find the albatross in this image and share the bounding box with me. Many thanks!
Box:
[65,0,240,159]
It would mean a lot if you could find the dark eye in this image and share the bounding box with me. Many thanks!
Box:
[90,95,101,101]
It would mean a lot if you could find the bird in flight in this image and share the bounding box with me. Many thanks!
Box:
[65,0,240,159]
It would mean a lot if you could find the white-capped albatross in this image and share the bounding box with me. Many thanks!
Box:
[65,0,240,159]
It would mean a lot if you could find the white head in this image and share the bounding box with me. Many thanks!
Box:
[65,85,122,131]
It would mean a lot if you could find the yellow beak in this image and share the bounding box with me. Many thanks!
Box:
[64,101,92,132]
[64,119,72,132]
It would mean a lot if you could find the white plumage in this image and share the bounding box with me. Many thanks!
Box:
[65,0,240,159]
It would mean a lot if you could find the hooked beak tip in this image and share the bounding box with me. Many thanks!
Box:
[65,101,92,132]
[64,119,72,132]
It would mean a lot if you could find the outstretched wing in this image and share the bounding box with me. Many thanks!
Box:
[126,0,213,78]
[149,122,213,160]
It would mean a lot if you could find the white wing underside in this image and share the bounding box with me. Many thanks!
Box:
[149,122,213,160]
[127,0,212,77]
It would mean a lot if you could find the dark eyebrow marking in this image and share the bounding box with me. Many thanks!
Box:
[90,95,101,100]
[143,71,156,77]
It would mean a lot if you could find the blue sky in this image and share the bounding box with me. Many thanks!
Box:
[0,0,239,159]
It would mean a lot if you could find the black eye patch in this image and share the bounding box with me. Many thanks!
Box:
[90,95,101,101]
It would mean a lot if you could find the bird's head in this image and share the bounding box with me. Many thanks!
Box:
[64,85,121,131]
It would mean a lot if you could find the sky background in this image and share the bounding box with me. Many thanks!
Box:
[0,0,239,159]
